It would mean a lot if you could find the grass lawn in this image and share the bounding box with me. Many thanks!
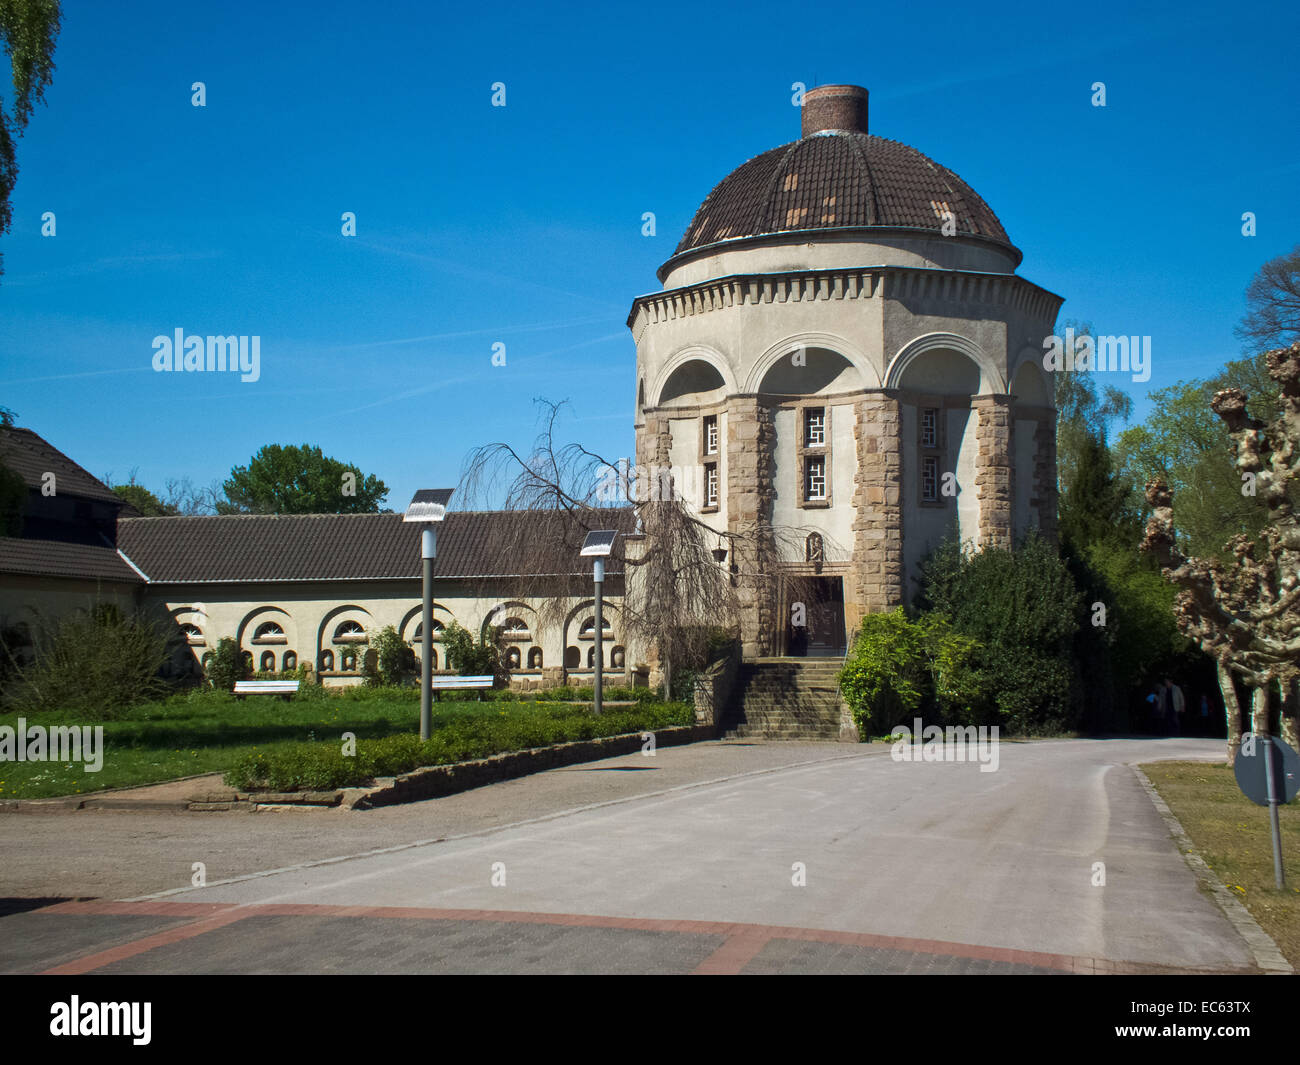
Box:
[0,690,671,800]
[1142,760,1300,967]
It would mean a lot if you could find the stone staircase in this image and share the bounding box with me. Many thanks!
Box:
[720,657,846,741]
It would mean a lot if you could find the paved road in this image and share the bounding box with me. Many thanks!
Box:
[0,737,1260,974]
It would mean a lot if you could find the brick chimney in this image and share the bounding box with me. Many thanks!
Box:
[801,84,869,137]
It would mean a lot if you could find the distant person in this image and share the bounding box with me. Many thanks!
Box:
[1145,686,1161,734]
[1164,678,1185,736]
[1199,693,1211,736]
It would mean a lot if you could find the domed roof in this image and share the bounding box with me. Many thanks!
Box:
[672,87,1011,259]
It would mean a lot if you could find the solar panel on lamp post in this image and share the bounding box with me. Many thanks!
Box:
[404,489,453,741]
[580,530,617,715]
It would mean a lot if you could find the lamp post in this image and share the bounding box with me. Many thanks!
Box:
[404,488,453,741]
[580,530,617,716]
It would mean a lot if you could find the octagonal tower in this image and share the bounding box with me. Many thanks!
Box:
[627,85,1063,660]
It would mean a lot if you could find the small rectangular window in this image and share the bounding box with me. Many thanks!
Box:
[704,463,719,507]
[804,407,826,447]
[921,408,938,448]
[703,415,719,455]
[805,456,826,501]
[922,456,939,502]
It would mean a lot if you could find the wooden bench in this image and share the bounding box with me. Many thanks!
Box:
[430,675,494,701]
[233,680,301,701]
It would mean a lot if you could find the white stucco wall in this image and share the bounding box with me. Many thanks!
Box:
[150,580,636,688]
[661,233,1019,290]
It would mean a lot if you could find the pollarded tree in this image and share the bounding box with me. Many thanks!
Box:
[1141,342,1300,761]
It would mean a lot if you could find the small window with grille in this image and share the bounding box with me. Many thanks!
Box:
[703,415,719,455]
[805,407,826,447]
[704,463,719,508]
[805,456,827,501]
[921,408,938,448]
[922,456,939,502]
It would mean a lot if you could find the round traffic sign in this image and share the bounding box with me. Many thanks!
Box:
[1234,734,1300,807]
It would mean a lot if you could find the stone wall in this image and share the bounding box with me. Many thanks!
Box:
[973,396,1015,549]
[852,396,904,613]
[692,639,741,727]
[725,396,778,657]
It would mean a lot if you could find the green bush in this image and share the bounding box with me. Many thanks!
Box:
[838,608,986,736]
[364,625,416,687]
[2,604,179,719]
[916,531,1083,734]
[223,700,695,791]
[443,621,508,684]
[205,636,247,692]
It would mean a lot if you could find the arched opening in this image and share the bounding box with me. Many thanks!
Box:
[1011,360,1050,405]
[259,650,276,672]
[253,621,286,643]
[333,620,367,643]
[758,347,862,396]
[319,649,335,672]
[579,617,612,638]
[659,359,727,407]
[896,348,982,395]
[501,617,530,639]
[283,651,297,671]
[527,646,543,669]
[564,646,580,669]
[611,645,625,669]
[505,646,521,670]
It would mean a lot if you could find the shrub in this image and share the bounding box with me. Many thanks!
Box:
[443,621,508,684]
[916,531,1083,733]
[838,609,986,736]
[223,699,696,791]
[364,625,416,687]
[205,636,247,692]
[2,603,179,719]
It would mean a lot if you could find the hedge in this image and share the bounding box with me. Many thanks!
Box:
[224,700,693,791]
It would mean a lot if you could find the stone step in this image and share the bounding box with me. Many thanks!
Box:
[724,729,840,741]
[723,659,849,743]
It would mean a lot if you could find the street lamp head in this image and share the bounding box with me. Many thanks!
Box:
[403,488,454,523]
[580,529,618,557]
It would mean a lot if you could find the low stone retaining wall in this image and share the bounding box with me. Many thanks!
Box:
[194,724,715,811]
[359,724,714,808]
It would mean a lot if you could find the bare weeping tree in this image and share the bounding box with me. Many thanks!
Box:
[457,401,843,697]
[1141,342,1300,761]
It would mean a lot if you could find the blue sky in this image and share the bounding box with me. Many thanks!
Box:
[1,0,1297,511]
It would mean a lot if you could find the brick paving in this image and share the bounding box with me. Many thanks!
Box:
[0,900,1259,976]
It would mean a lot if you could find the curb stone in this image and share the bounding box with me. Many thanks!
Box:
[1134,765,1293,974]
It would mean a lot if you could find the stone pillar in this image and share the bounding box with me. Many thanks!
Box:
[852,396,904,614]
[726,396,776,659]
[635,414,672,484]
[973,396,1014,549]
